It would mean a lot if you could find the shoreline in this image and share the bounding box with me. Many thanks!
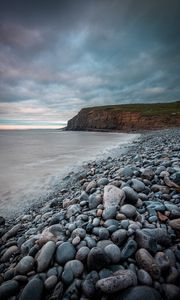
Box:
[0,128,180,299]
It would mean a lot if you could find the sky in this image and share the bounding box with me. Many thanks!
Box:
[0,0,180,129]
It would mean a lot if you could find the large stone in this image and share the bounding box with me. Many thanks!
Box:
[0,280,19,300]
[135,229,158,253]
[112,285,161,300]
[161,283,180,300]
[96,269,137,293]
[19,278,44,300]
[36,241,56,272]
[16,256,35,275]
[122,186,138,205]
[2,223,22,241]
[97,178,109,186]
[56,242,76,265]
[141,167,155,180]
[103,185,125,208]
[39,224,64,244]
[119,167,134,178]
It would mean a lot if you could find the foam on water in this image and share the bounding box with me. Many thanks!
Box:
[0,130,140,218]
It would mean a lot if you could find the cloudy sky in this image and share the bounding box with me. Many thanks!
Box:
[0,0,180,129]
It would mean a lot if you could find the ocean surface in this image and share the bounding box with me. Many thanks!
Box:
[0,130,139,218]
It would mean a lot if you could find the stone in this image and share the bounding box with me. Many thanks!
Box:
[97,240,113,249]
[111,229,127,246]
[104,244,121,263]
[102,206,117,220]
[155,252,170,273]
[19,278,44,300]
[119,167,134,178]
[142,228,171,246]
[0,216,5,225]
[98,228,110,240]
[66,204,81,218]
[141,167,155,180]
[1,245,19,262]
[131,179,145,192]
[135,230,157,253]
[169,218,180,231]
[62,268,74,285]
[76,246,90,262]
[0,280,19,300]
[87,247,110,271]
[162,283,180,300]
[49,281,63,300]
[71,228,86,239]
[121,239,137,260]
[88,193,102,209]
[36,241,56,272]
[16,256,35,275]
[97,177,109,186]
[113,286,161,300]
[103,185,125,208]
[39,224,64,243]
[135,248,160,280]
[2,223,22,241]
[122,186,138,205]
[96,269,137,293]
[137,269,153,286]
[64,260,84,277]
[82,271,99,298]
[56,242,76,265]
[120,204,136,218]
[44,275,58,290]
[86,180,97,193]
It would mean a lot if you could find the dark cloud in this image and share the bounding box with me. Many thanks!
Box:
[0,0,180,126]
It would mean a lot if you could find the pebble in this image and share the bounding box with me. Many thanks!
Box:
[88,193,102,209]
[0,280,19,300]
[44,275,58,290]
[76,246,90,261]
[135,248,160,280]
[87,247,109,271]
[16,256,35,275]
[168,218,180,231]
[114,285,162,300]
[120,204,136,218]
[131,179,145,192]
[137,269,153,286]
[111,229,127,245]
[121,239,137,260]
[64,260,84,277]
[36,241,56,272]
[104,244,121,263]
[122,186,138,205]
[1,245,19,262]
[103,185,125,207]
[56,242,76,265]
[102,206,117,220]
[96,269,137,293]
[82,271,99,298]
[19,278,44,300]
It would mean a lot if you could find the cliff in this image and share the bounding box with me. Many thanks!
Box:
[66,102,180,132]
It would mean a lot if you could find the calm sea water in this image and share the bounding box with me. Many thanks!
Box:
[0,130,139,218]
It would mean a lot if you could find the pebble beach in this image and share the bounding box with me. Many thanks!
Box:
[0,128,180,300]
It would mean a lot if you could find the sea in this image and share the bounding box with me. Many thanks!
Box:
[0,130,139,218]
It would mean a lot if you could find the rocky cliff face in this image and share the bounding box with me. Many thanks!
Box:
[66,103,180,132]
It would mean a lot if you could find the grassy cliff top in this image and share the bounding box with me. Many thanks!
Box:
[82,101,180,116]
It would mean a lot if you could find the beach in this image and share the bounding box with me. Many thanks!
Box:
[0,128,180,300]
